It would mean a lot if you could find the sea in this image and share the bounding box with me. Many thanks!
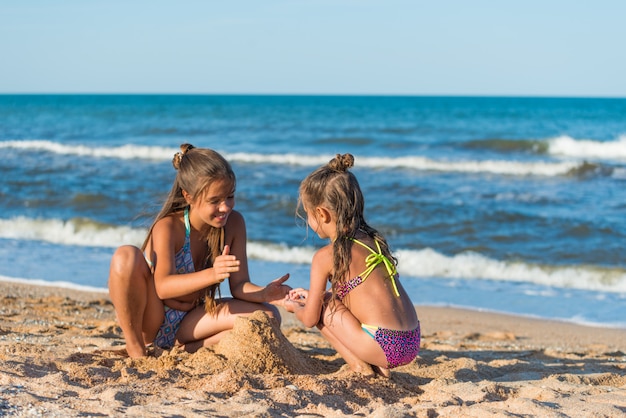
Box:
[1,94,625,328]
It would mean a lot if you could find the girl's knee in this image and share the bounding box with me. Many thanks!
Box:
[111,245,137,264]
[110,246,145,274]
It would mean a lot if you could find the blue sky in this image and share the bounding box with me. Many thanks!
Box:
[1,1,625,97]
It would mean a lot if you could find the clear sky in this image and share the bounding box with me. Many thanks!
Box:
[1,0,625,97]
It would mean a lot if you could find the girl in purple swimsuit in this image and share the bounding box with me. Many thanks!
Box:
[284,153,420,377]
[108,143,291,358]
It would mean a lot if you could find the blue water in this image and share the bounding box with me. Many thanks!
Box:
[1,94,625,328]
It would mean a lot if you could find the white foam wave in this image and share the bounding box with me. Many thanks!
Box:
[0,216,146,248]
[548,135,626,161]
[1,139,580,177]
[232,152,577,176]
[2,216,624,293]
[396,248,626,293]
[0,275,108,293]
[376,156,577,177]
[247,242,316,264]
[0,140,175,160]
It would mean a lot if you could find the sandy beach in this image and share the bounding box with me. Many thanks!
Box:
[0,280,625,417]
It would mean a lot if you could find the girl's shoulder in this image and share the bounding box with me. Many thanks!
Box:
[226,209,244,225]
[312,244,333,264]
[310,245,334,278]
[223,210,245,242]
[224,210,245,232]
[153,211,184,229]
[150,211,186,248]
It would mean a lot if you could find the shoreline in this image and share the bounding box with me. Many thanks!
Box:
[1,280,625,416]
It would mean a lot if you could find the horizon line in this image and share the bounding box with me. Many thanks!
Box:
[1,92,625,100]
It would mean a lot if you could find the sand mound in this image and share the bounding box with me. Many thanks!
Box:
[214,310,314,374]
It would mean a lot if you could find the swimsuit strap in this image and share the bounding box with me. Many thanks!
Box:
[350,238,400,297]
[361,323,378,337]
[174,207,195,274]
[184,206,191,239]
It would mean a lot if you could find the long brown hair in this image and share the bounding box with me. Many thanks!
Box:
[142,143,236,313]
[298,153,396,300]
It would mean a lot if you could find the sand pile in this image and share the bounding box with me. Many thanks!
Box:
[213,310,314,374]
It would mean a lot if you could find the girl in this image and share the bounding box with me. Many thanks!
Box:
[108,143,291,358]
[284,153,420,377]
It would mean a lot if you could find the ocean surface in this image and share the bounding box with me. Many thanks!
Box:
[1,94,625,328]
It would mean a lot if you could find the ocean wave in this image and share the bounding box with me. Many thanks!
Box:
[548,135,626,161]
[247,242,316,264]
[228,151,585,176]
[463,135,626,163]
[0,139,590,177]
[1,216,624,293]
[0,275,108,294]
[0,140,175,160]
[396,248,626,294]
[0,216,146,248]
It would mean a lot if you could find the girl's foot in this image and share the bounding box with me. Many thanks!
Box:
[352,362,375,377]
[343,359,375,377]
[125,342,148,358]
[371,365,391,378]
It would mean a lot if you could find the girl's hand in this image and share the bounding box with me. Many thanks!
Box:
[212,245,240,284]
[283,288,307,313]
[288,288,308,302]
[264,273,291,305]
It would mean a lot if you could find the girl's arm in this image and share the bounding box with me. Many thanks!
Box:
[225,211,291,304]
[151,215,225,301]
[290,246,332,328]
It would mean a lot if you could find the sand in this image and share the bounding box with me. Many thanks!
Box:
[1,280,625,417]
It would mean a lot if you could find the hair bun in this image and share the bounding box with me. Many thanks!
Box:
[172,143,195,170]
[328,153,354,172]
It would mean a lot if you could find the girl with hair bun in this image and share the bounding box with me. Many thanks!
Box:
[108,143,290,358]
[284,153,420,377]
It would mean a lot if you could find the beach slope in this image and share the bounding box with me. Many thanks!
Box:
[1,281,625,417]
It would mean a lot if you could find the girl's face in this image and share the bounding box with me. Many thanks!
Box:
[190,179,235,230]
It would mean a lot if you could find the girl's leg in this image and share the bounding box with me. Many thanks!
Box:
[181,330,231,353]
[175,298,279,352]
[317,323,374,376]
[318,298,388,373]
[108,245,163,357]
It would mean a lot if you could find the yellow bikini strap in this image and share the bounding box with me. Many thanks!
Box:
[352,238,400,297]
